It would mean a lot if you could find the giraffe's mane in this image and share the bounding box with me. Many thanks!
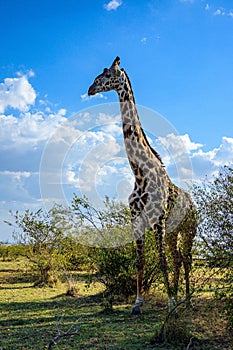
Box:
[141,128,164,165]
[122,69,164,166]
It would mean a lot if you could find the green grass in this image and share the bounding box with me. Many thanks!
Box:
[0,259,232,349]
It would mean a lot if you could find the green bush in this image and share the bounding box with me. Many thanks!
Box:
[193,166,233,331]
[88,244,137,298]
[7,206,68,287]
[71,195,161,299]
[0,244,26,261]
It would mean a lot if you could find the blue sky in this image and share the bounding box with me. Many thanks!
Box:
[0,0,233,242]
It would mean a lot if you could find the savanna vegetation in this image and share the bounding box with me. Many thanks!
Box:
[0,166,232,349]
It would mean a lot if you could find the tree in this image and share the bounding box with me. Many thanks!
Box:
[193,166,233,263]
[193,166,233,330]
[71,195,133,248]
[7,206,68,286]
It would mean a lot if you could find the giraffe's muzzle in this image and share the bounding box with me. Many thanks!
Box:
[88,84,96,96]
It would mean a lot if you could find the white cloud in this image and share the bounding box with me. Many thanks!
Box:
[0,169,37,204]
[76,136,121,171]
[211,6,233,18]
[100,123,122,136]
[95,160,133,203]
[154,133,202,186]
[0,73,36,113]
[214,9,224,16]
[62,134,124,201]
[188,137,233,180]
[80,92,107,102]
[141,37,147,44]
[65,168,80,188]
[190,150,217,180]
[0,111,67,150]
[154,133,233,185]
[180,1,233,18]
[104,0,122,11]
[58,108,67,116]
[208,137,233,166]
[157,133,203,157]
[0,170,31,180]
[97,164,118,179]
[98,112,120,122]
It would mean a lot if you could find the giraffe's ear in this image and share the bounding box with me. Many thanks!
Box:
[110,56,121,76]
[110,56,120,68]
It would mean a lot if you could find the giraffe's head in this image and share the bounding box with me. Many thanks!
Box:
[88,56,124,96]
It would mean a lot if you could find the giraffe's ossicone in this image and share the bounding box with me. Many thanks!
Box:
[88,57,197,314]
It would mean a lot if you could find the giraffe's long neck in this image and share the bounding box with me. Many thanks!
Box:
[116,71,163,178]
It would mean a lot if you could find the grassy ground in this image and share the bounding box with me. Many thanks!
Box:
[0,259,232,349]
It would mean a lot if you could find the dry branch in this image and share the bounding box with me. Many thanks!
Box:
[48,311,81,349]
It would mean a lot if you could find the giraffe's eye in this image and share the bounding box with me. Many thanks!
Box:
[105,73,111,78]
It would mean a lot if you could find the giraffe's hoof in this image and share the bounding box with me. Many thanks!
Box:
[131,304,142,315]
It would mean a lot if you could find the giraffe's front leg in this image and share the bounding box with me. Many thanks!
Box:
[131,237,145,315]
[129,193,146,315]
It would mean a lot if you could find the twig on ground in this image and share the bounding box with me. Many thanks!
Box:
[186,336,194,350]
[48,311,81,350]
[48,327,81,350]
[156,293,194,343]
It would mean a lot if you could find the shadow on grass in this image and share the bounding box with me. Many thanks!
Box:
[0,294,162,350]
[1,293,233,350]
[0,268,22,272]
[1,273,38,285]
[0,285,35,290]
[2,270,92,287]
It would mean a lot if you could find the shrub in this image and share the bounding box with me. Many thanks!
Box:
[193,166,233,331]
[71,195,161,300]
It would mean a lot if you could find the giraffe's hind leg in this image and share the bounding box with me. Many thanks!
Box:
[166,230,182,304]
[181,213,197,307]
[153,217,174,311]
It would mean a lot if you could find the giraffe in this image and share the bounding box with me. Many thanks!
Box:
[88,57,197,314]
